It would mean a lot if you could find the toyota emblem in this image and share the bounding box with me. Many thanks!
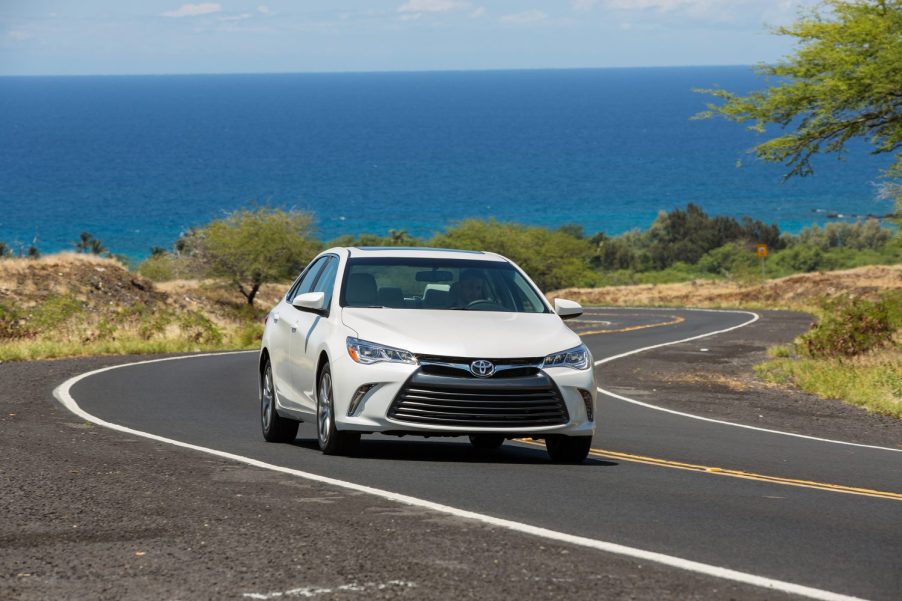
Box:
[470,359,495,378]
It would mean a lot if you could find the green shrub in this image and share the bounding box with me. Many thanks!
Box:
[178,311,223,345]
[0,302,27,339]
[800,292,901,358]
[29,296,84,333]
[431,219,599,290]
[236,321,264,347]
[137,253,199,281]
[789,220,892,251]
[697,242,759,275]
[772,244,825,273]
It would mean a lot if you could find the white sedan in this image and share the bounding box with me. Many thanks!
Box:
[259,247,597,463]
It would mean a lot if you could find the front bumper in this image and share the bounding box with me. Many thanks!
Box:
[331,350,596,436]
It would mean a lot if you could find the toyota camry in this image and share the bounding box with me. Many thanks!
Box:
[258,247,597,462]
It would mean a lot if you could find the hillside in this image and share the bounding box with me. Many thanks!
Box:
[549,264,902,309]
[0,254,289,360]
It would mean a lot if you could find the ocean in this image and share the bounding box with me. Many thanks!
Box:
[0,67,893,259]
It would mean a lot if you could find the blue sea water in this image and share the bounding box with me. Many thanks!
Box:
[0,67,893,259]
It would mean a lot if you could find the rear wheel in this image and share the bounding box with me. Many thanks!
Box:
[260,359,299,443]
[317,364,360,455]
[545,435,592,464]
[468,434,505,451]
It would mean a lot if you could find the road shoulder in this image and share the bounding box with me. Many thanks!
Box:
[601,310,902,449]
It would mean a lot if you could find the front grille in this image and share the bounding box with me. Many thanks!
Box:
[388,370,569,428]
[416,355,544,379]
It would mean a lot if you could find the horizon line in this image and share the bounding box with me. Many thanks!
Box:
[0,64,762,78]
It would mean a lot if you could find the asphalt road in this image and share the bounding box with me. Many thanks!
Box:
[63,308,902,600]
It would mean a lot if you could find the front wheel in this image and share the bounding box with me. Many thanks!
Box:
[317,364,360,456]
[545,435,592,464]
[261,359,299,443]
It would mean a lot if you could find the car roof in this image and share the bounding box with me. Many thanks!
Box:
[332,246,508,262]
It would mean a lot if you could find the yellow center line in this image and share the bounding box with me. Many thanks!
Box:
[514,439,902,502]
[576,314,685,336]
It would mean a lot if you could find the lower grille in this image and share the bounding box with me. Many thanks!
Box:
[388,371,569,428]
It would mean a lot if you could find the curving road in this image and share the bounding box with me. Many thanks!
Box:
[57,308,902,601]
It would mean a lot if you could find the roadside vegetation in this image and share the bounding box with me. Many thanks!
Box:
[0,253,280,361]
[2,203,899,364]
[756,292,902,419]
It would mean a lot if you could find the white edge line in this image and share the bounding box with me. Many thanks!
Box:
[591,308,901,454]
[54,352,867,601]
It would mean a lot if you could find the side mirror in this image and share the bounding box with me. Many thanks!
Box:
[554,298,583,320]
[292,291,326,312]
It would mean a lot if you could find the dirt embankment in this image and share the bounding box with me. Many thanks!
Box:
[549,265,902,309]
[0,253,289,327]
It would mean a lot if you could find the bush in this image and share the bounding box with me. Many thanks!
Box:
[789,220,892,251]
[772,244,825,273]
[800,292,901,358]
[0,302,26,339]
[697,242,759,276]
[328,229,425,248]
[589,230,647,271]
[137,252,200,281]
[431,219,598,291]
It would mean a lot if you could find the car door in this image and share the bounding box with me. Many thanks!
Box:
[270,256,328,409]
[289,254,340,414]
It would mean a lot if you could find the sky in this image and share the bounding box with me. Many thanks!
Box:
[0,0,817,76]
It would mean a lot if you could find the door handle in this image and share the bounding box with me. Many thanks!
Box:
[291,321,299,333]
[272,312,280,323]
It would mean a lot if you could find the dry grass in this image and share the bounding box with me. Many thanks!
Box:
[756,347,902,419]
[549,264,902,310]
[0,253,285,361]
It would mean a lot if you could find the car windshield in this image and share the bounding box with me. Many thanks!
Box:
[340,257,551,313]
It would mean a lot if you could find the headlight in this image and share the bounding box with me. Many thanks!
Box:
[542,344,590,370]
[346,337,417,365]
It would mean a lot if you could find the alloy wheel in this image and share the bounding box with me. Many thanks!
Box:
[318,371,333,448]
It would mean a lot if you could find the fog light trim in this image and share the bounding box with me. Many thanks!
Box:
[348,384,377,416]
[579,388,594,421]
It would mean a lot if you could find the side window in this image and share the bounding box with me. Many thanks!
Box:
[312,257,339,311]
[286,256,328,303]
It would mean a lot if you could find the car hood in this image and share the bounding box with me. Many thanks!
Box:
[341,308,582,358]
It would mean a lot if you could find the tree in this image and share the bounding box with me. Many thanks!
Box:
[185,207,321,306]
[75,232,107,255]
[696,0,902,180]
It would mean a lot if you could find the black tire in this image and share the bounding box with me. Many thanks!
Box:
[316,364,360,456]
[261,359,299,443]
[545,435,592,464]
[468,434,505,451]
